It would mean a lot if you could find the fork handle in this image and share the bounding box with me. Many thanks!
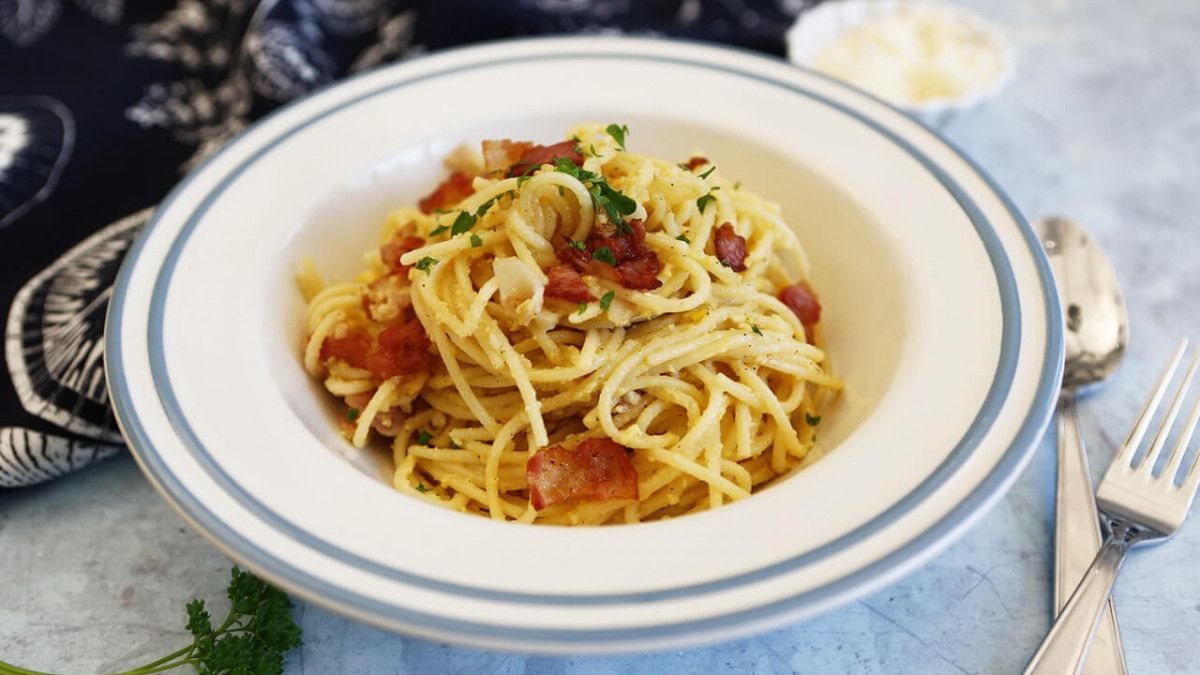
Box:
[1024,526,1136,675]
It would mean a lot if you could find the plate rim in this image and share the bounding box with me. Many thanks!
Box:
[105,36,1063,650]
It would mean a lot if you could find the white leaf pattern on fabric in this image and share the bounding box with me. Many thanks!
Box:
[247,19,337,100]
[349,9,418,73]
[307,0,380,37]
[0,0,62,47]
[0,427,122,487]
[4,207,149,443]
[0,96,75,230]
[75,0,123,24]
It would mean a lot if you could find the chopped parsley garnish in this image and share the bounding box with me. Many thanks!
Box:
[428,224,449,237]
[415,430,433,446]
[553,157,638,228]
[805,413,822,427]
[591,246,617,265]
[475,197,497,217]
[469,233,483,247]
[415,483,430,493]
[568,239,588,251]
[675,234,690,244]
[557,185,565,197]
[606,123,629,149]
[677,162,689,170]
[346,407,360,422]
[751,325,763,336]
[415,256,438,272]
[698,165,716,180]
[432,207,453,214]
[696,187,720,213]
[449,439,462,449]
[599,290,616,310]
[450,210,477,236]
[578,302,588,315]
[719,259,731,267]
[517,174,532,187]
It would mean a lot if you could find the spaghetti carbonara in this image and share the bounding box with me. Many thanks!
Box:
[298,122,841,525]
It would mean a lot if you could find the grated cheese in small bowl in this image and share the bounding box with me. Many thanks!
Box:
[787,1,1013,124]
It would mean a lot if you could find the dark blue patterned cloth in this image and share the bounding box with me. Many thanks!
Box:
[0,0,818,486]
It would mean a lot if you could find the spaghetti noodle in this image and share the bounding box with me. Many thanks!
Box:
[298,123,841,525]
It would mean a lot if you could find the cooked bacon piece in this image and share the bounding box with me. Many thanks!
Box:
[544,264,593,303]
[380,235,425,272]
[713,222,747,272]
[508,140,585,177]
[418,171,474,214]
[614,255,662,290]
[366,319,432,379]
[526,438,639,510]
[684,156,709,171]
[482,139,533,174]
[554,219,663,291]
[320,330,371,369]
[779,282,821,342]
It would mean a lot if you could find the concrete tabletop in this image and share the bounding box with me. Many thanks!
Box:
[3,1,1198,672]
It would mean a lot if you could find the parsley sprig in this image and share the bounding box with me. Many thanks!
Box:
[697,187,720,213]
[0,567,302,675]
[605,123,629,150]
[553,158,637,229]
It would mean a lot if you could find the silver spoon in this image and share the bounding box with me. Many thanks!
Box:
[1038,216,1129,674]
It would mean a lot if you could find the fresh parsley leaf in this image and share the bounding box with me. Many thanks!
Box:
[592,246,617,265]
[475,197,497,217]
[696,188,719,213]
[415,256,438,272]
[428,224,450,237]
[449,439,462,449]
[432,207,453,214]
[557,185,565,197]
[469,233,483,247]
[186,598,212,640]
[517,174,532,186]
[675,234,690,244]
[806,413,822,427]
[589,144,598,157]
[599,290,616,310]
[554,157,637,227]
[450,210,477,235]
[568,239,588,251]
[605,123,629,149]
[416,483,430,493]
[698,165,716,179]
[751,324,763,336]
[677,162,689,170]
[346,407,360,422]
[415,430,433,446]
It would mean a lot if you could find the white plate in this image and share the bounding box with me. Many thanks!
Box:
[105,37,1062,654]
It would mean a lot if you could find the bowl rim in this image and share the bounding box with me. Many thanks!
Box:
[105,35,1062,651]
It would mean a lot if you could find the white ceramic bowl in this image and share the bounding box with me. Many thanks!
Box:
[786,0,1015,125]
[105,36,1061,654]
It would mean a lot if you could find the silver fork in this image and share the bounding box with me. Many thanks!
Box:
[1025,339,1200,674]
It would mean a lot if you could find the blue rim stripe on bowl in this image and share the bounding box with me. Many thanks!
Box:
[106,43,1063,644]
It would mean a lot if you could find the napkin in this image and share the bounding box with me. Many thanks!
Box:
[0,0,820,487]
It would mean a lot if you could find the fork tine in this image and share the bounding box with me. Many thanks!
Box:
[1139,348,1200,475]
[1166,381,1200,485]
[1115,339,1188,469]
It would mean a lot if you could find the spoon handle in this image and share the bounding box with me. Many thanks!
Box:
[1054,396,1128,674]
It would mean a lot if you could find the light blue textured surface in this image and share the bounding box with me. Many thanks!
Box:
[3,1,1199,672]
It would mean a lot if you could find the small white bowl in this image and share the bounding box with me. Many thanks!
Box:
[786,0,1014,125]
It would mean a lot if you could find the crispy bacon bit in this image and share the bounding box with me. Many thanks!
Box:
[381,235,425,272]
[544,264,593,303]
[713,222,747,272]
[554,219,663,291]
[779,282,822,342]
[526,438,639,510]
[684,156,709,171]
[418,171,475,214]
[482,139,533,174]
[320,330,371,369]
[367,319,432,379]
[508,140,585,177]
